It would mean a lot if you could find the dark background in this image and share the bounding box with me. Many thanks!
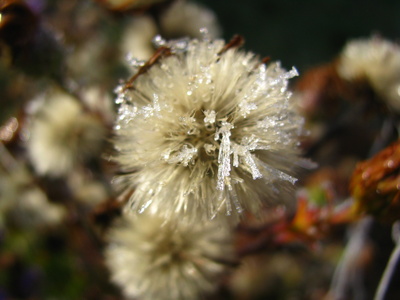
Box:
[197,0,400,72]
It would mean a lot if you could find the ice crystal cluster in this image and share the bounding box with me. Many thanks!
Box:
[113,36,303,221]
[105,212,232,300]
[337,36,400,112]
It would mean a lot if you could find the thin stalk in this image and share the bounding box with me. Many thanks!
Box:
[374,221,400,300]
[328,216,373,300]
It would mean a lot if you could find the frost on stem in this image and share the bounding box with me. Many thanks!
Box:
[113,36,304,222]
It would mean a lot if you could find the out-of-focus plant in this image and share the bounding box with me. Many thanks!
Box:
[1,1,400,299]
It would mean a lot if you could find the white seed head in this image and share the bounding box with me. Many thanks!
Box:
[160,0,222,40]
[121,1,221,65]
[0,162,65,229]
[105,212,233,300]
[8,187,66,228]
[121,16,158,62]
[67,170,109,207]
[337,36,400,112]
[113,38,303,221]
[27,89,106,177]
[67,34,109,83]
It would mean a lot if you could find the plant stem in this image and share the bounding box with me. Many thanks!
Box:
[328,216,373,300]
[374,221,400,300]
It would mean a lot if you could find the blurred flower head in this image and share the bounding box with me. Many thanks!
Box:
[105,212,233,300]
[337,36,400,112]
[113,37,303,221]
[26,88,107,177]
[67,169,110,207]
[121,15,158,61]
[0,157,65,229]
[159,0,221,40]
[120,0,221,63]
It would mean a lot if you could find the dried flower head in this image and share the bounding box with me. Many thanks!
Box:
[159,0,221,40]
[337,36,400,112]
[105,212,233,300]
[7,186,66,228]
[0,153,65,229]
[113,37,303,221]
[121,1,221,63]
[26,88,106,177]
[68,170,110,207]
[121,15,158,61]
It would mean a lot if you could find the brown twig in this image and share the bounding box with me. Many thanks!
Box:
[123,46,172,91]
[217,34,244,56]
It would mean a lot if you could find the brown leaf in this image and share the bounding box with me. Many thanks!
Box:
[350,139,400,222]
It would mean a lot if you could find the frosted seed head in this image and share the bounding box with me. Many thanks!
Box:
[112,37,304,222]
[105,212,234,300]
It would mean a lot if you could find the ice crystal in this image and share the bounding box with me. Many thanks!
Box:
[113,37,303,221]
[105,212,233,300]
[203,109,216,124]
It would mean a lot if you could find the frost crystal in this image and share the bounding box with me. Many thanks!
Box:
[113,37,303,221]
[203,109,216,124]
[215,122,233,190]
